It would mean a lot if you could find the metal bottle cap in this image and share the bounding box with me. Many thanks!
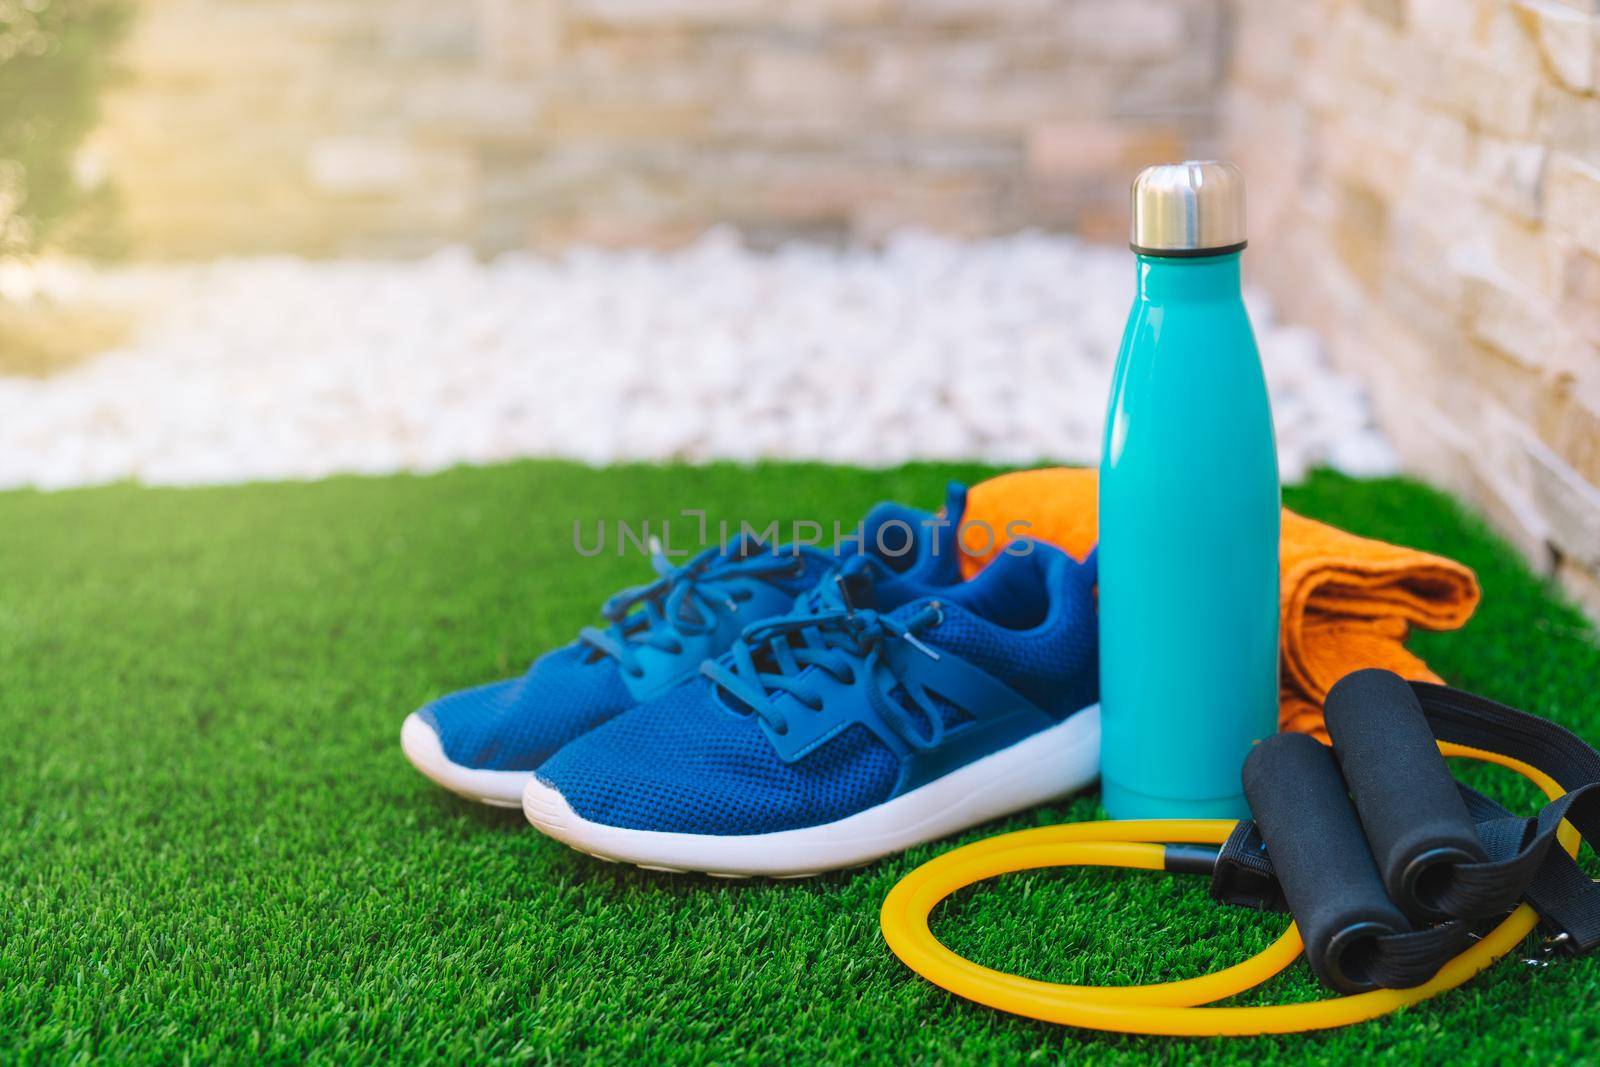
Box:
[1130,160,1247,257]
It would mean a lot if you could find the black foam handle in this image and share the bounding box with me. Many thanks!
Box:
[1242,731,1411,993]
[1324,668,1486,919]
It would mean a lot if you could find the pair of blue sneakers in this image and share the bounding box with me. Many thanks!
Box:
[401,485,1101,877]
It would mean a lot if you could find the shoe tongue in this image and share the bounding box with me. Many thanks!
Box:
[860,502,925,571]
[721,532,771,560]
[860,483,967,577]
[941,481,968,526]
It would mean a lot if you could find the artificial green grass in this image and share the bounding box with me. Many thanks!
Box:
[3,460,1597,1065]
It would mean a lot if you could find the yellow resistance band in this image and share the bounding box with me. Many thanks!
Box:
[880,742,1582,1036]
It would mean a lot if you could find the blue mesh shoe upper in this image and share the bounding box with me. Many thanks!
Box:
[420,645,636,772]
[535,540,1099,834]
[414,485,971,773]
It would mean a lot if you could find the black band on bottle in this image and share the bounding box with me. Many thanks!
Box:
[1129,240,1247,258]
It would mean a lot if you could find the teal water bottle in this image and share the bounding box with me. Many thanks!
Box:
[1098,161,1280,820]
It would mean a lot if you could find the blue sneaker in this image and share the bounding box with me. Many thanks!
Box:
[401,486,969,806]
[523,541,1100,876]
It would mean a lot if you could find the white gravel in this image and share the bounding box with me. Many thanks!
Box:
[0,229,1396,490]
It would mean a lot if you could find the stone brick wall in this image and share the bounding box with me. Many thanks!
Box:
[91,0,1225,257]
[82,0,1600,618]
[1226,0,1600,621]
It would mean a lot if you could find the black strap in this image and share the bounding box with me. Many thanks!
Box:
[1365,922,1475,988]
[1416,683,1600,954]
[1212,682,1600,987]
[1211,821,1283,912]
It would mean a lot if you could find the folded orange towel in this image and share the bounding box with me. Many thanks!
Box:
[958,467,1481,739]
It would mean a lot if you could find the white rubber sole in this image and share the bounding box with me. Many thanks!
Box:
[400,712,531,808]
[523,705,1101,878]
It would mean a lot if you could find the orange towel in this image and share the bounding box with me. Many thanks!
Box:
[957,467,1481,739]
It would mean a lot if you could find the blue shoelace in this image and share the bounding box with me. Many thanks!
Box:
[702,564,948,750]
[578,543,824,679]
